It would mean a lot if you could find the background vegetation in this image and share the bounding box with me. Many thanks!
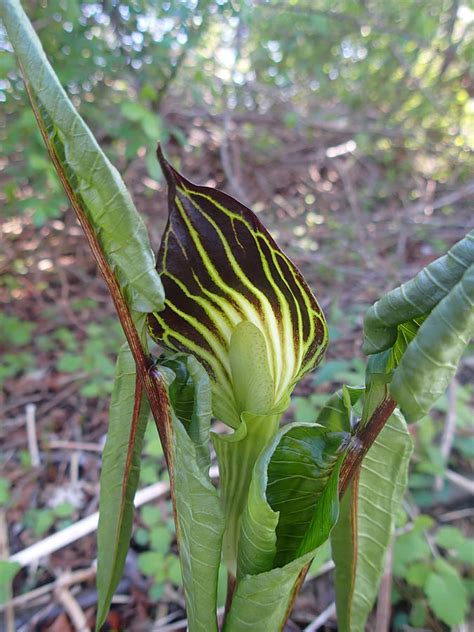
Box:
[1,1,473,630]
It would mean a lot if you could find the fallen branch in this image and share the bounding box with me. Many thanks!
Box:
[303,602,336,632]
[0,567,96,612]
[55,579,91,632]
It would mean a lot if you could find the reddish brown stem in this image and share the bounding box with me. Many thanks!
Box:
[338,397,397,498]
[20,66,175,495]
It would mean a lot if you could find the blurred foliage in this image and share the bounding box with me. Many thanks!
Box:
[1,0,473,222]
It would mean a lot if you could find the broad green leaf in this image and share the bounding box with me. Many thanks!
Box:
[331,410,413,632]
[425,558,468,627]
[224,424,346,631]
[224,554,314,632]
[391,264,474,420]
[363,231,473,354]
[267,425,347,567]
[1,0,164,315]
[148,147,328,428]
[97,344,150,629]
[163,354,224,632]
[96,345,150,630]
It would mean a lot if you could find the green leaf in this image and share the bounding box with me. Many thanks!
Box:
[393,529,431,578]
[224,554,314,632]
[266,425,346,566]
[425,558,468,626]
[163,354,224,632]
[1,0,164,315]
[0,478,11,506]
[96,345,150,630]
[316,385,364,432]
[148,147,328,428]
[0,561,20,606]
[390,264,474,420]
[223,424,346,631]
[331,410,413,632]
[363,231,473,354]
[436,526,474,565]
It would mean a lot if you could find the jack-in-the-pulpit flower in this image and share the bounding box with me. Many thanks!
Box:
[147,147,328,427]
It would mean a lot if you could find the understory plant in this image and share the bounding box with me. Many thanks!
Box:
[2,1,473,630]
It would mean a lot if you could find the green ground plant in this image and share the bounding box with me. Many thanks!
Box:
[2,2,473,630]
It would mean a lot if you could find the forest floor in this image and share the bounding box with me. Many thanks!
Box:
[1,117,473,631]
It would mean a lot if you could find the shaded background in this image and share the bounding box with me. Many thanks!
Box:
[1,1,473,630]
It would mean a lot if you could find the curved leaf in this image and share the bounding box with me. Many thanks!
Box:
[363,231,473,355]
[237,424,347,575]
[267,425,347,566]
[148,147,328,427]
[316,385,365,432]
[223,555,313,632]
[391,264,474,421]
[163,355,224,632]
[331,410,413,632]
[96,345,150,630]
[1,0,164,315]
[225,424,347,631]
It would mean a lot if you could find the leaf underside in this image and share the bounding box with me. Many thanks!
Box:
[96,345,150,630]
[363,231,473,355]
[331,410,413,632]
[163,355,224,632]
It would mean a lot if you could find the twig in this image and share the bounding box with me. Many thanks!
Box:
[438,507,474,522]
[435,379,457,491]
[220,109,251,207]
[44,440,103,453]
[9,466,219,568]
[153,607,225,631]
[25,403,40,467]
[445,470,474,495]
[0,567,96,612]
[374,541,393,632]
[0,510,15,632]
[70,451,80,486]
[303,602,336,632]
[54,577,91,632]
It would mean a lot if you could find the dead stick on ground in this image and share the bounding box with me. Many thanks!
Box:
[7,466,219,569]
[55,577,91,632]
[25,403,40,467]
[303,602,336,632]
[0,510,15,632]
[0,567,96,611]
